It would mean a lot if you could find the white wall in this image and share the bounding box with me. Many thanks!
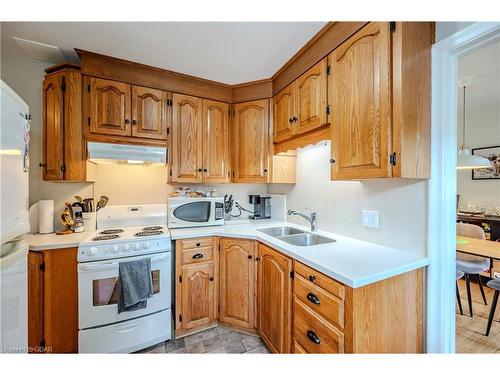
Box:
[457,103,500,209]
[268,141,428,256]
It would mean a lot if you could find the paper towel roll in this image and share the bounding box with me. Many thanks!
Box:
[38,200,54,234]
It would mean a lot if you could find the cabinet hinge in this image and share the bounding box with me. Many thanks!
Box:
[290,271,294,279]
[167,127,170,135]
[326,105,330,115]
[179,314,182,322]
[169,169,172,177]
[87,84,90,93]
[87,117,90,126]
[327,65,331,75]
[390,152,397,166]
[61,83,66,91]
[179,275,182,283]
[40,262,45,272]
[40,339,46,348]
[390,22,396,33]
[60,164,66,173]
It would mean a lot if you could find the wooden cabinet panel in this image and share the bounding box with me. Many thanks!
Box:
[180,246,213,265]
[233,99,269,183]
[89,77,131,137]
[171,93,203,183]
[28,251,44,352]
[294,261,345,300]
[131,85,167,139]
[178,237,214,250]
[219,239,256,330]
[273,83,295,143]
[42,74,64,180]
[293,297,344,354]
[257,243,292,353]
[329,22,392,179]
[180,262,216,331]
[295,59,327,135]
[202,100,230,183]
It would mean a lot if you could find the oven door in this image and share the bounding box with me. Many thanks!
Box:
[78,252,171,330]
[168,201,215,228]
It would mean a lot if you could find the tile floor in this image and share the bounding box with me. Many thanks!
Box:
[136,326,270,354]
[456,278,500,353]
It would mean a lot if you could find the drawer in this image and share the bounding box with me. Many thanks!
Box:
[177,237,214,250]
[294,273,344,329]
[294,261,345,300]
[293,340,308,354]
[293,297,344,354]
[180,246,213,265]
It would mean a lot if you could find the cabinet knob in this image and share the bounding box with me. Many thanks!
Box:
[307,330,320,345]
[125,119,130,124]
[196,242,201,247]
[307,292,320,305]
[192,253,203,259]
[197,168,202,172]
[203,168,207,173]
[289,118,293,123]
[308,275,316,282]
[132,119,137,125]
[209,277,214,282]
[329,159,336,164]
[248,255,253,260]
[255,257,261,261]
[264,169,268,173]
[292,116,298,122]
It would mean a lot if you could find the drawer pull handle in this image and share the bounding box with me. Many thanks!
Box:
[192,253,203,259]
[196,242,201,247]
[306,292,320,305]
[308,275,316,282]
[307,330,320,345]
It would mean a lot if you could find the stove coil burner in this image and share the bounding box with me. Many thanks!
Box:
[142,226,162,231]
[99,229,124,235]
[92,234,120,241]
[135,230,164,237]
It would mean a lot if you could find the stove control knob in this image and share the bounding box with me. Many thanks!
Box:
[134,243,141,251]
[124,244,130,252]
[88,247,98,256]
[111,244,120,253]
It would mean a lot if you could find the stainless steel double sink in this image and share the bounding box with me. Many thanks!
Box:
[257,226,336,247]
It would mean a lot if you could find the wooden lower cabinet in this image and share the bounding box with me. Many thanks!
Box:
[28,248,78,353]
[257,243,293,353]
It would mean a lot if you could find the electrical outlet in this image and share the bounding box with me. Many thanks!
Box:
[362,210,379,228]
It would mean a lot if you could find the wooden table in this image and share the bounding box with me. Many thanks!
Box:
[457,236,500,260]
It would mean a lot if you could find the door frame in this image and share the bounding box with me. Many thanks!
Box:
[427,22,500,353]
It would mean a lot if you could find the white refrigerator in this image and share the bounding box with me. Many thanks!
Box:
[0,80,30,353]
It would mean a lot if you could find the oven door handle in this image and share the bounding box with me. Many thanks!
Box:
[78,253,170,272]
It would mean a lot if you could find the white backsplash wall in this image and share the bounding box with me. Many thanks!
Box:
[268,141,428,256]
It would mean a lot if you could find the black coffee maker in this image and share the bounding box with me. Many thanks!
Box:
[248,195,271,220]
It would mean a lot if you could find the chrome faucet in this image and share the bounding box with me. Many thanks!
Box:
[287,209,317,232]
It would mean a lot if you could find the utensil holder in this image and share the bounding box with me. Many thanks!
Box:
[82,212,96,232]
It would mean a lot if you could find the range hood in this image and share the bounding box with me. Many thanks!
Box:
[87,142,167,166]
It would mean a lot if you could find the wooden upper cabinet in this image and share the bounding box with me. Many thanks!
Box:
[273,83,295,143]
[131,86,168,139]
[219,239,256,330]
[295,59,327,135]
[89,77,132,137]
[257,243,292,353]
[180,262,216,331]
[202,100,230,183]
[171,93,203,183]
[42,74,64,180]
[329,22,392,180]
[233,99,269,183]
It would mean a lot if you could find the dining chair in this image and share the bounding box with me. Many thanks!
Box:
[456,269,465,315]
[485,278,500,336]
[456,223,490,317]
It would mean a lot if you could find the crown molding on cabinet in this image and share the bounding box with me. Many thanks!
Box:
[231,79,273,103]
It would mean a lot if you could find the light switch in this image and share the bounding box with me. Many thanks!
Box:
[362,210,379,228]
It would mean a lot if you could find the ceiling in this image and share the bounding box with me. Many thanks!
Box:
[1,22,327,84]
[458,39,500,109]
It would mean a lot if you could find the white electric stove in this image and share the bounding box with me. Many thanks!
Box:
[77,204,172,353]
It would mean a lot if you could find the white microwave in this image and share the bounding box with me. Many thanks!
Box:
[167,197,225,228]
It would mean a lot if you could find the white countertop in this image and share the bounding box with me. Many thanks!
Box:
[23,220,429,288]
[23,232,89,251]
[170,220,429,288]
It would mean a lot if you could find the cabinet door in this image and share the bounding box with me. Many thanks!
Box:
[180,262,216,331]
[257,244,292,353]
[219,239,256,330]
[42,74,64,180]
[171,93,203,183]
[28,251,44,352]
[131,85,168,140]
[296,59,327,134]
[233,99,269,183]
[202,100,230,183]
[89,77,132,137]
[329,22,392,179]
[273,83,296,142]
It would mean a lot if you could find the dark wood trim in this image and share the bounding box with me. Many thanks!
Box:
[77,49,233,103]
[232,79,273,103]
[272,22,368,95]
